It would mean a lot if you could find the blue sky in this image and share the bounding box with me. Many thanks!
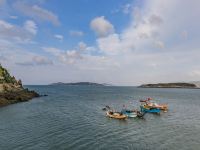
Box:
[5,0,134,49]
[0,0,200,85]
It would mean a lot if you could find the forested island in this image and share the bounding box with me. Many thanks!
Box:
[139,82,198,88]
[0,64,39,107]
[50,82,107,86]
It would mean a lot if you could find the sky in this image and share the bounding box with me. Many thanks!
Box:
[0,0,200,85]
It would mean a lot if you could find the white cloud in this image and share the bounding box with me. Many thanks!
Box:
[16,55,53,66]
[96,0,200,55]
[90,16,114,37]
[0,19,36,42]
[24,20,37,35]
[43,47,63,56]
[78,42,87,51]
[69,30,84,37]
[97,34,123,55]
[90,0,200,85]
[62,50,83,64]
[54,34,63,41]
[154,40,165,49]
[148,14,163,25]
[77,42,96,53]
[9,15,18,19]
[43,47,83,64]
[0,20,13,29]
[13,1,60,25]
[32,56,53,65]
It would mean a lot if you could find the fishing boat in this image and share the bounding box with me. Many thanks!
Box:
[106,111,127,119]
[140,98,168,112]
[121,109,137,118]
[140,105,161,113]
[147,102,168,112]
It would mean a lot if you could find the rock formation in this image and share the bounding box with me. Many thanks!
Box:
[0,64,39,107]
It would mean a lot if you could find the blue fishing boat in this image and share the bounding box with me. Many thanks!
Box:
[140,106,161,113]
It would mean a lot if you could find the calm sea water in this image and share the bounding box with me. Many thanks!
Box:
[0,85,200,150]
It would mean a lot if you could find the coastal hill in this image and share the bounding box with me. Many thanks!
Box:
[139,82,198,88]
[50,82,108,86]
[0,64,39,107]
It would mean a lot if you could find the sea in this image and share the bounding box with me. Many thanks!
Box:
[0,85,200,150]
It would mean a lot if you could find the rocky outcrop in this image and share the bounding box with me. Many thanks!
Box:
[0,89,39,106]
[0,64,40,107]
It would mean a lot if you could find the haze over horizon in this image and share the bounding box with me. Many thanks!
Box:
[0,0,200,86]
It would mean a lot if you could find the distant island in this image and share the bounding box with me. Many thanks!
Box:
[0,64,39,107]
[50,82,109,86]
[139,82,198,88]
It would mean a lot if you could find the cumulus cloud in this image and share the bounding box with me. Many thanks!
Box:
[0,20,13,29]
[24,20,37,35]
[89,0,200,85]
[77,42,96,53]
[13,1,60,25]
[90,16,114,37]
[97,34,123,55]
[43,41,98,65]
[69,30,84,37]
[0,19,36,42]
[96,0,200,55]
[61,50,83,64]
[43,47,82,64]
[78,42,87,50]
[54,34,63,41]
[148,14,163,25]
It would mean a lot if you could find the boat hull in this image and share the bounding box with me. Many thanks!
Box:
[106,111,127,119]
[140,106,161,113]
[121,109,137,118]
